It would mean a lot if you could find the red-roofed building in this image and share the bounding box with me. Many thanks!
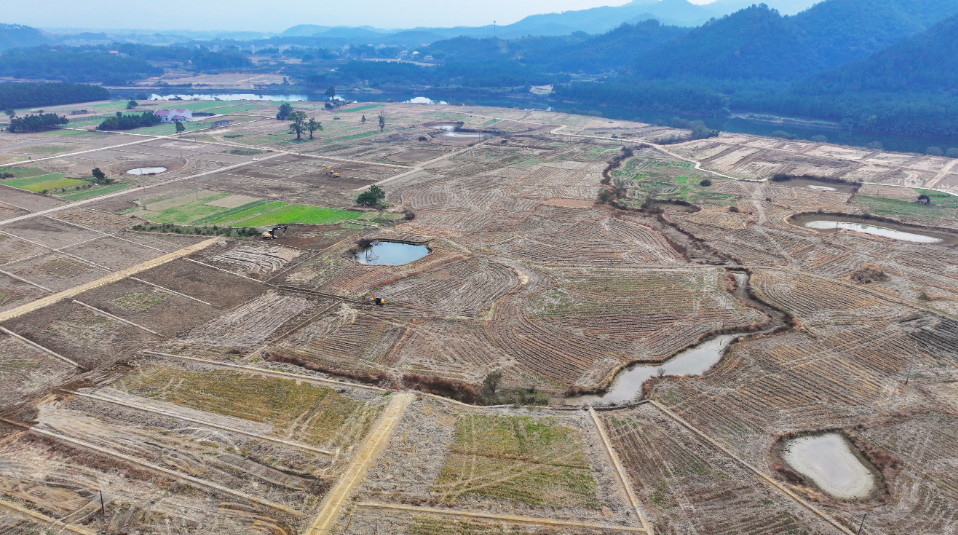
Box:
[155,109,193,123]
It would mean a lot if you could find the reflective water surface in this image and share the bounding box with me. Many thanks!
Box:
[356,241,429,266]
[782,433,877,499]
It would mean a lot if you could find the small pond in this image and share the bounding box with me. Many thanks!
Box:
[431,123,490,140]
[356,241,429,266]
[791,214,955,244]
[781,433,877,499]
[566,334,737,405]
[771,177,859,193]
[127,167,168,175]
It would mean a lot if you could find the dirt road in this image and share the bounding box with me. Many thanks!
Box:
[304,392,413,535]
[0,238,219,324]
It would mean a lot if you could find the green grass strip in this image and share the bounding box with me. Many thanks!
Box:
[58,183,131,201]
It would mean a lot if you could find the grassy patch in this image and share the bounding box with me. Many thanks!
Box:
[240,204,361,226]
[226,148,265,156]
[432,415,599,509]
[112,291,171,311]
[114,364,381,447]
[410,517,528,535]
[192,200,271,225]
[137,193,230,224]
[514,159,541,168]
[21,178,86,193]
[854,191,958,222]
[57,183,131,200]
[338,104,384,113]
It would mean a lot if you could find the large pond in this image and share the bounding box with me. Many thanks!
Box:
[791,214,956,244]
[356,241,428,266]
[781,433,877,499]
[126,167,167,175]
[566,335,737,405]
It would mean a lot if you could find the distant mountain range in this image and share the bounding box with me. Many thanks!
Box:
[281,0,822,43]
[0,24,49,50]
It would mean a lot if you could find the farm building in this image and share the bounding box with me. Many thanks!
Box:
[212,119,231,128]
[155,108,192,123]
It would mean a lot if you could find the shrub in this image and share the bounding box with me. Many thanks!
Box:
[851,264,889,284]
[699,179,712,187]
[596,189,613,204]
[926,146,943,156]
[356,185,386,207]
[947,148,958,158]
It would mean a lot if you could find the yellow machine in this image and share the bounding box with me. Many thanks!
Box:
[364,292,385,306]
[262,225,288,240]
[324,166,340,178]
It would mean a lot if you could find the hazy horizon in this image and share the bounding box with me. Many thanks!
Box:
[5,0,721,33]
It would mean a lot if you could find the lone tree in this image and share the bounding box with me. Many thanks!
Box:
[3,109,14,119]
[378,110,386,133]
[288,111,308,140]
[482,369,503,400]
[306,117,322,139]
[91,167,106,184]
[175,120,185,134]
[276,102,293,120]
[356,185,386,207]
[126,100,138,109]
[918,194,931,205]
[325,86,336,100]
[361,114,366,123]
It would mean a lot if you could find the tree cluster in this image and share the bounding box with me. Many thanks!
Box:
[0,82,109,111]
[97,111,162,131]
[7,112,68,133]
[0,46,162,84]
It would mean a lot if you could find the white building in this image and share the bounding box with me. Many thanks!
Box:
[155,109,193,123]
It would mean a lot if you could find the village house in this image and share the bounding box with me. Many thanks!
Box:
[155,109,193,123]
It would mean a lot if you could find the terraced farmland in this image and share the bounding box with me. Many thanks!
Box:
[0,99,957,534]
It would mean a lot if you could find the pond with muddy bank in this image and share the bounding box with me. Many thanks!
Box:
[790,213,958,244]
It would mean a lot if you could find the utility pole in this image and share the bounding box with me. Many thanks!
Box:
[99,489,105,516]
[857,513,866,535]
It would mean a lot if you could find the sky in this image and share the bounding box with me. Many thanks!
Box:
[4,0,716,33]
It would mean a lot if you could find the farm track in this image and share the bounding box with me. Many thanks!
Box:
[0,496,97,535]
[0,238,219,324]
[647,400,855,535]
[18,424,304,517]
[589,407,652,533]
[305,392,413,535]
[354,501,649,532]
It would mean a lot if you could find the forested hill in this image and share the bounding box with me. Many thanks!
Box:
[0,24,49,50]
[421,20,687,73]
[632,5,825,80]
[632,0,958,81]
[796,13,958,94]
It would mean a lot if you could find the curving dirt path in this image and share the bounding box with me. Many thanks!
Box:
[304,392,413,535]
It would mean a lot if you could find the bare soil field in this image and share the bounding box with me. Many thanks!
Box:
[0,100,957,534]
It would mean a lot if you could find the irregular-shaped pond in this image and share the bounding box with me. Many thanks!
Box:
[127,167,168,175]
[791,214,956,244]
[566,334,738,405]
[356,241,428,266]
[782,433,877,499]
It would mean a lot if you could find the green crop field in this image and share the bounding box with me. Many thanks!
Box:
[58,184,131,201]
[854,190,958,222]
[432,415,600,509]
[3,171,89,193]
[240,204,362,226]
[338,104,384,113]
